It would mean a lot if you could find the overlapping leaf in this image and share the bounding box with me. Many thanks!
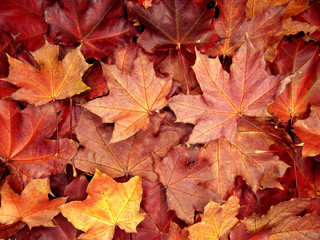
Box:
[0,178,66,229]
[45,0,136,59]
[83,48,172,143]
[60,169,145,240]
[127,0,218,53]
[74,110,191,181]
[170,38,290,144]
[0,99,78,185]
[2,41,89,106]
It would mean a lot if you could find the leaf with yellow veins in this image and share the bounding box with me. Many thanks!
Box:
[60,169,145,240]
[187,196,240,240]
[2,41,90,106]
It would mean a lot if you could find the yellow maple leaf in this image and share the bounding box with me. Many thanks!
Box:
[60,169,145,240]
[187,196,240,240]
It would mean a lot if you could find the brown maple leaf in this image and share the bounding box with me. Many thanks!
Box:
[0,99,78,186]
[154,145,220,224]
[0,179,66,229]
[73,110,191,181]
[169,38,290,144]
[187,196,240,240]
[83,48,172,143]
[60,169,145,240]
[2,41,89,106]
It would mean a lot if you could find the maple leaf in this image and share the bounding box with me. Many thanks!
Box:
[199,118,290,199]
[293,105,320,157]
[267,35,320,121]
[127,0,218,53]
[83,48,172,143]
[73,110,191,181]
[0,99,78,186]
[244,198,320,239]
[154,145,220,224]
[45,0,136,59]
[0,0,54,51]
[60,169,145,240]
[187,196,240,240]
[2,41,89,105]
[169,38,290,144]
[0,178,66,229]
[209,0,285,57]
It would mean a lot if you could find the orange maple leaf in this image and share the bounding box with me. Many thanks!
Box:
[187,196,240,240]
[83,48,172,143]
[0,179,66,229]
[60,169,145,240]
[2,41,90,105]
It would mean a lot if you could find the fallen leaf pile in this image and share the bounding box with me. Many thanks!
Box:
[0,0,319,239]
